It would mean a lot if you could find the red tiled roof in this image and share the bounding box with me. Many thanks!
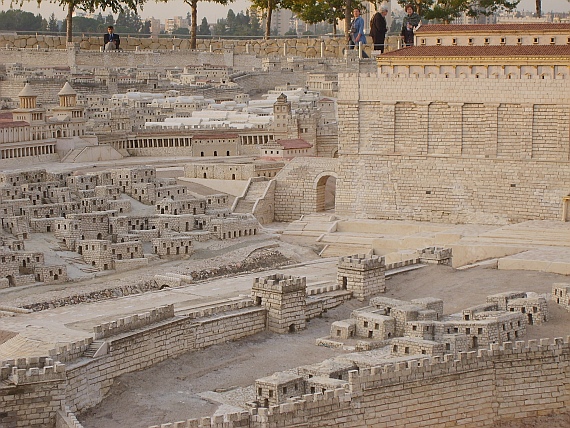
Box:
[0,121,30,128]
[380,45,570,58]
[275,139,312,149]
[0,112,13,120]
[416,23,570,33]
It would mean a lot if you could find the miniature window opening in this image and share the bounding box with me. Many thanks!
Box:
[550,37,555,44]
[468,38,474,45]
[436,38,442,46]
[420,38,426,46]
[517,37,522,45]
[452,38,457,46]
[484,38,490,45]
[500,37,506,45]
[533,37,539,44]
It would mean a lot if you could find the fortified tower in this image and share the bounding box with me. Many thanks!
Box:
[251,273,306,333]
[337,254,385,301]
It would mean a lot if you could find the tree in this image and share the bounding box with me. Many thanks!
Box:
[289,0,365,35]
[105,13,115,26]
[141,19,152,34]
[197,16,211,35]
[11,0,144,43]
[159,0,232,50]
[47,12,60,32]
[115,9,142,33]
[172,26,190,34]
[250,0,283,39]
[0,9,43,31]
[535,0,541,17]
[73,15,101,32]
[397,0,519,24]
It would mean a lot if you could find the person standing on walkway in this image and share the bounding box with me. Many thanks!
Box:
[349,8,369,58]
[370,6,388,52]
[401,4,420,47]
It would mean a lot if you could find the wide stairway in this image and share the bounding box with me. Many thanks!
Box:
[233,180,269,214]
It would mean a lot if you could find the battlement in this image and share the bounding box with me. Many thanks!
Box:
[419,247,452,264]
[148,410,251,428]
[48,338,93,363]
[338,254,385,270]
[2,360,65,385]
[93,304,175,340]
[184,300,255,320]
[252,273,306,293]
[349,336,570,391]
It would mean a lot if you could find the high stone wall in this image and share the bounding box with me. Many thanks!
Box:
[334,73,570,224]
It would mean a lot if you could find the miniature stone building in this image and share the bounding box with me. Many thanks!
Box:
[337,254,385,301]
[252,274,307,334]
[350,307,395,340]
[552,283,570,311]
[507,296,548,325]
[419,247,452,265]
[255,371,305,407]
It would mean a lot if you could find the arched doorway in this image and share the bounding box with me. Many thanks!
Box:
[314,174,337,212]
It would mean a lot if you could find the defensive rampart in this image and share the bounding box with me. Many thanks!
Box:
[151,337,570,428]
[335,73,570,224]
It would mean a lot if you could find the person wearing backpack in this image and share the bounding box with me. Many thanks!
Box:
[370,6,388,52]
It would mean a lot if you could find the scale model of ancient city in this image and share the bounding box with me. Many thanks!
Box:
[1,11,570,428]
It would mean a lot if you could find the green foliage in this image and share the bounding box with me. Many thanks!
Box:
[105,13,114,26]
[172,26,190,34]
[287,0,366,33]
[212,9,263,36]
[47,12,60,31]
[141,19,152,34]
[73,15,103,31]
[284,27,297,35]
[397,0,519,22]
[0,9,43,30]
[197,16,211,35]
[114,9,142,33]
[11,0,145,41]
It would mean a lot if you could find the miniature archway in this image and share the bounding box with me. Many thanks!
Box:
[313,171,338,213]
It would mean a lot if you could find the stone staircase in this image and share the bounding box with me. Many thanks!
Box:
[282,213,339,237]
[233,181,269,214]
[83,340,105,358]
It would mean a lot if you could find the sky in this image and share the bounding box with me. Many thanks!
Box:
[0,0,568,24]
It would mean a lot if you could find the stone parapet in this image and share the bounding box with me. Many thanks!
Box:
[252,273,306,293]
[338,254,385,270]
[93,304,175,340]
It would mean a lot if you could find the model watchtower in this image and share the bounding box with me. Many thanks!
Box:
[252,273,306,333]
[337,254,385,301]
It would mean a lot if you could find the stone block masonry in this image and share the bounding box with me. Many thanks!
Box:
[153,337,570,428]
[251,274,307,333]
[337,254,386,301]
[553,283,570,311]
[335,74,570,224]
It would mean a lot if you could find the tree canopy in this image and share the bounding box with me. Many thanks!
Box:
[287,0,365,34]
[9,0,145,42]
[212,9,262,36]
[0,9,43,31]
[397,0,519,23]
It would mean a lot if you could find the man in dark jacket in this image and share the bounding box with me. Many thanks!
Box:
[370,6,388,52]
[104,26,120,51]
